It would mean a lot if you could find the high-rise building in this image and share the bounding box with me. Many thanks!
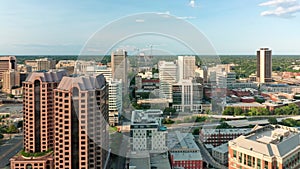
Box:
[158,61,177,102]
[10,70,67,169]
[23,70,67,153]
[178,56,196,80]
[172,78,203,113]
[56,60,76,75]
[195,66,208,83]
[257,48,272,83]
[86,65,112,82]
[0,56,17,83]
[25,58,56,72]
[108,79,122,126]
[18,64,32,73]
[2,69,20,94]
[229,125,300,169]
[74,60,97,75]
[111,49,128,94]
[53,74,109,169]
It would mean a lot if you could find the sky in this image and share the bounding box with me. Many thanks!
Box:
[0,0,300,55]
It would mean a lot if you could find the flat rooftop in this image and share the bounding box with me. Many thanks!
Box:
[131,109,163,125]
[150,153,171,169]
[168,131,199,151]
[230,125,300,157]
[213,143,229,153]
[168,131,202,161]
[226,102,265,107]
[200,128,251,135]
[226,119,269,128]
[129,152,150,169]
[171,152,202,161]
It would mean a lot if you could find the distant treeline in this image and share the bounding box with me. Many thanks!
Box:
[12,55,300,76]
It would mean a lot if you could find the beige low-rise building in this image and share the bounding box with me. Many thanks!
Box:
[229,125,300,169]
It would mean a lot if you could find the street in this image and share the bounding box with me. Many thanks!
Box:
[194,137,227,169]
[0,135,23,168]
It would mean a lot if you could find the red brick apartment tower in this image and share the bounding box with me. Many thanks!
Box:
[53,74,109,169]
[10,70,67,169]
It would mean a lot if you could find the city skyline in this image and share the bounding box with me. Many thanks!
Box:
[0,0,300,55]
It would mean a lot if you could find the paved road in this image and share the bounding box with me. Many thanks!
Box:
[0,135,23,168]
[195,138,227,169]
[116,132,130,169]
[109,131,130,169]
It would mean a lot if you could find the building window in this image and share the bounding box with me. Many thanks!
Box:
[233,150,237,159]
[264,161,268,169]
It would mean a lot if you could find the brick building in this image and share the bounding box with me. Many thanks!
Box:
[199,128,251,147]
[168,131,203,169]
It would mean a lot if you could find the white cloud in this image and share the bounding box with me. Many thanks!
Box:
[259,0,298,7]
[177,16,197,20]
[259,0,300,17]
[189,0,195,8]
[135,19,145,23]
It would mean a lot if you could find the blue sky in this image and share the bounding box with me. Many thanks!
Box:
[0,0,300,55]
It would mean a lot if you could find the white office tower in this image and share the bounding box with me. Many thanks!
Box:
[172,78,203,113]
[108,79,123,126]
[74,60,97,75]
[158,61,177,102]
[178,56,196,80]
[86,65,112,82]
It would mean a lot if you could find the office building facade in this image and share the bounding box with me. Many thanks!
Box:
[172,78,203,112]
[25,58,56,72]
[158,61,177,102]
[108,79,122,126]
[257,48,272,83]
[111,49,128,94]
[200,128,250,147]
[0,56,17,84]
[10,70,67,169]
[229,125,300,169]
[53,74,109,169]
[2,69,20,94]
[178,56,196,80]
[130,110,168,153]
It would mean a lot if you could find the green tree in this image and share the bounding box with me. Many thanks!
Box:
[216,122,232,129]
[192,128,200,135]
[274,104,300,115]
[6,124,19,133]
[281,118,298,127]
[268,117,278,124]
[254,97,265,104]
[162,118,175,124]
[195,116,207,123]
[8,94,14,98]
[233,107,243,116]
[163,107,176,115]
[223,107,234,115]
